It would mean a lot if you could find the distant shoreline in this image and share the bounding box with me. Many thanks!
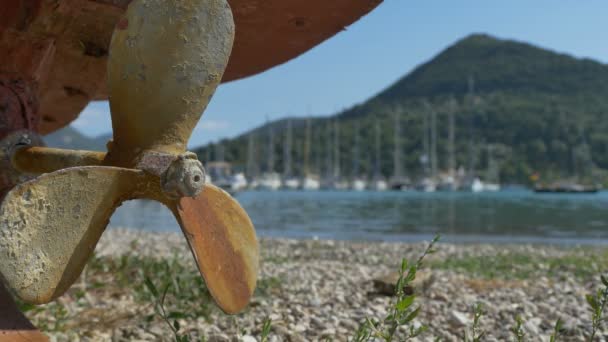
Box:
[106,225,608,247]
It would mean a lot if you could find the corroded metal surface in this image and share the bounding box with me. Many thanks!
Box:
[161,153,206,199]
[0,166,144,304]
[174,184,259,314]
[0,282,49,342]
[12,146,105,174]
[106,0,233,161]
[0,331,48,342]
[0,131,44,199]
[0,0,382,134]
[0,0,259,317]
[224,0,382,81]
[0,77,41,140]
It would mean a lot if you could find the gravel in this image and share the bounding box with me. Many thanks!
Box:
[26,229,608,341]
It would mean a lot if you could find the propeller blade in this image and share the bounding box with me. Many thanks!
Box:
[174,185,258,314]
[0,166,143,304]
[107,0,235,159]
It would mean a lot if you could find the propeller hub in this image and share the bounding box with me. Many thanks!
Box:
[161,153,206,198]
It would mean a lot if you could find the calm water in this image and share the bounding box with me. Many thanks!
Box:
[109,190,608,244]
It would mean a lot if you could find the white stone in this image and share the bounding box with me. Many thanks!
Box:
[449,310,470,327]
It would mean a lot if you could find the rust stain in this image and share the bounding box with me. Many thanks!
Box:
[0,0,382,134]
[116,17,128,30]
[175,185,258,314]
[0,0,43,31]
[0,331,49,342]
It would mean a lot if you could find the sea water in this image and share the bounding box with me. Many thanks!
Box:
[109,189,608,245]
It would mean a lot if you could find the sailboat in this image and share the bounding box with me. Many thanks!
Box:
[460,78,501,192]
[246,131,260,189]
[415,101,437,192]
[350,121,368,191]
[282,118,300,190]
[370,121,388,191]
[301,116,320,190]
[437,98,459,191]
[257,118,281,190]
[320,120,335,189]
[229,173,248,192]
[480,144,500,191]
[461,76,484,192]
[389,107,410,190]
[326,119,349,190]
[257,172,282,190]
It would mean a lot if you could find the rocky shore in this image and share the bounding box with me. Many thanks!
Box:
[24,229,608,341]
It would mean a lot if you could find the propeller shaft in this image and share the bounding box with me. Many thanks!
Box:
[12,146,105,174]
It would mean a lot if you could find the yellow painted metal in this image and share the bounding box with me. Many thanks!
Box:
[0,163,259,315]
[12,146,105,174]
[106,0,235,166]
[0,0,259,316]
[172,184,259,314]
[0,166,152,304]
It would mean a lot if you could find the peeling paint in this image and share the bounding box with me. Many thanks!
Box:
[0,167,143,304]
[106,0,234,160]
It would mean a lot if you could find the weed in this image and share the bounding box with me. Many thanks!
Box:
[350,234,440,341]
[465,303,485,342]
[144,276,190,341]
[549,318,563,342]
[260,317,272,342]
[511,315,525,342]
[586,275,608,341]
[90,253,214,320]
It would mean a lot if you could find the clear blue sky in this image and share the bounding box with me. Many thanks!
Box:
[72,0,608,147]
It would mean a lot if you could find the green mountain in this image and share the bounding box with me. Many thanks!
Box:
[194,34,608,185]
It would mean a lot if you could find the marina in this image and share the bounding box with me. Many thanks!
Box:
[202,77,600,193]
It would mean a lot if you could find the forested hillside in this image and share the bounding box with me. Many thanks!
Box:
[195,34,608,185]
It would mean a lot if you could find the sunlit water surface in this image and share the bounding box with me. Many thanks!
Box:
[109,189,608,244]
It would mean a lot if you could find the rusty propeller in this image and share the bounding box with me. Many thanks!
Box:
[0,0,258,314]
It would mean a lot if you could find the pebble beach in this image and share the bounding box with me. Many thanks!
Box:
[26,229,608,341]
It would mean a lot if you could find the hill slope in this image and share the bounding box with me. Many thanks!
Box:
[44,126,110,151]
[194,34,608,185]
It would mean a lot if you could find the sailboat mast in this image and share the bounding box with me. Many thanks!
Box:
[393,108,402,179]
[304,117,311,176]
[284,119,292,177]
[333,120,340,179]
[422,103,430,176]
[486,144,493,182]
[267,118,274,172]
[325,121,332,178]
[314,125,321,175]
[375,120,381,178]
[448,98,456,177]
[430,105,438,180]
[353,121,360,178]
[467,76,476,177]
[247,132,257,179]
